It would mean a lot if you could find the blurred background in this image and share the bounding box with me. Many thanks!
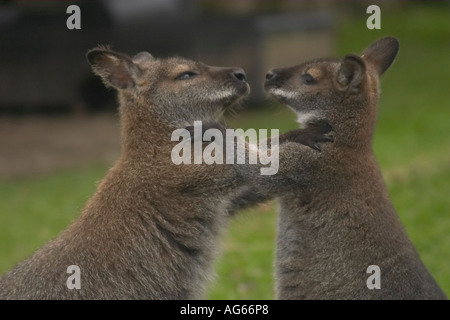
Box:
[0,0,449,299]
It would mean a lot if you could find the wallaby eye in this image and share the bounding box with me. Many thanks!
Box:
[177,71,198,80]
[301,73,316,85]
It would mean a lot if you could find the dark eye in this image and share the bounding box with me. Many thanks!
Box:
[177,71,198,80]
[301,73,316,85]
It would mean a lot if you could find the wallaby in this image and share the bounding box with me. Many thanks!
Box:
[0,47,331,299]
[259,36,446,299]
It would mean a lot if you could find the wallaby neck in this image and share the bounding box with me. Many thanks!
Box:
[118,100,173,163]
[330,111,378,152]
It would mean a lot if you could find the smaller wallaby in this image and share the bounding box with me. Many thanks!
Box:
[0,47,330,299]
[260,37,446,299]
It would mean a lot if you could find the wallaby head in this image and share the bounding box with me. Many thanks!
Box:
[264,36,399,149]
[87,46,249,127]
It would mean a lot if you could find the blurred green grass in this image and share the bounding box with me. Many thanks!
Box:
[0,3,449,299]
[0,167,106,272]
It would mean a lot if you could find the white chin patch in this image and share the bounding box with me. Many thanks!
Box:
[296,112,319,126]
[270,88,297,100]
[209,88,235,101]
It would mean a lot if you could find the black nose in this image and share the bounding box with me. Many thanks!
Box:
[265,70,277,81]
[232,69,247,82]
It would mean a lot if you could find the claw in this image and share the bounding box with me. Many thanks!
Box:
[312,143,321,152]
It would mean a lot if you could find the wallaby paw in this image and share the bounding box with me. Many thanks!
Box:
[280,120,334,151]
[307,119,333,134]
[185,121,226,143]
[318,132,334,143]
[311,134,334,151]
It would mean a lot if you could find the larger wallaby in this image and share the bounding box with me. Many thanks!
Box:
[0,47,330,299]
[261,37,446,299]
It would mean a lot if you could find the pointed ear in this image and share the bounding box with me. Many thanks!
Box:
[335,54,366,93]
[361,36,399,75]
[86,47,142,90]
[132,51,154,65]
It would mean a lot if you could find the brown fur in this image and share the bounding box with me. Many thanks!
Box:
[263,37,446,299]
[0,48,329,299]
[0,49,252,299]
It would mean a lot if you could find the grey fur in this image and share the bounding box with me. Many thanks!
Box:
[0,48,251,299]
[262,37,446,299]
[0,48,328,299]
